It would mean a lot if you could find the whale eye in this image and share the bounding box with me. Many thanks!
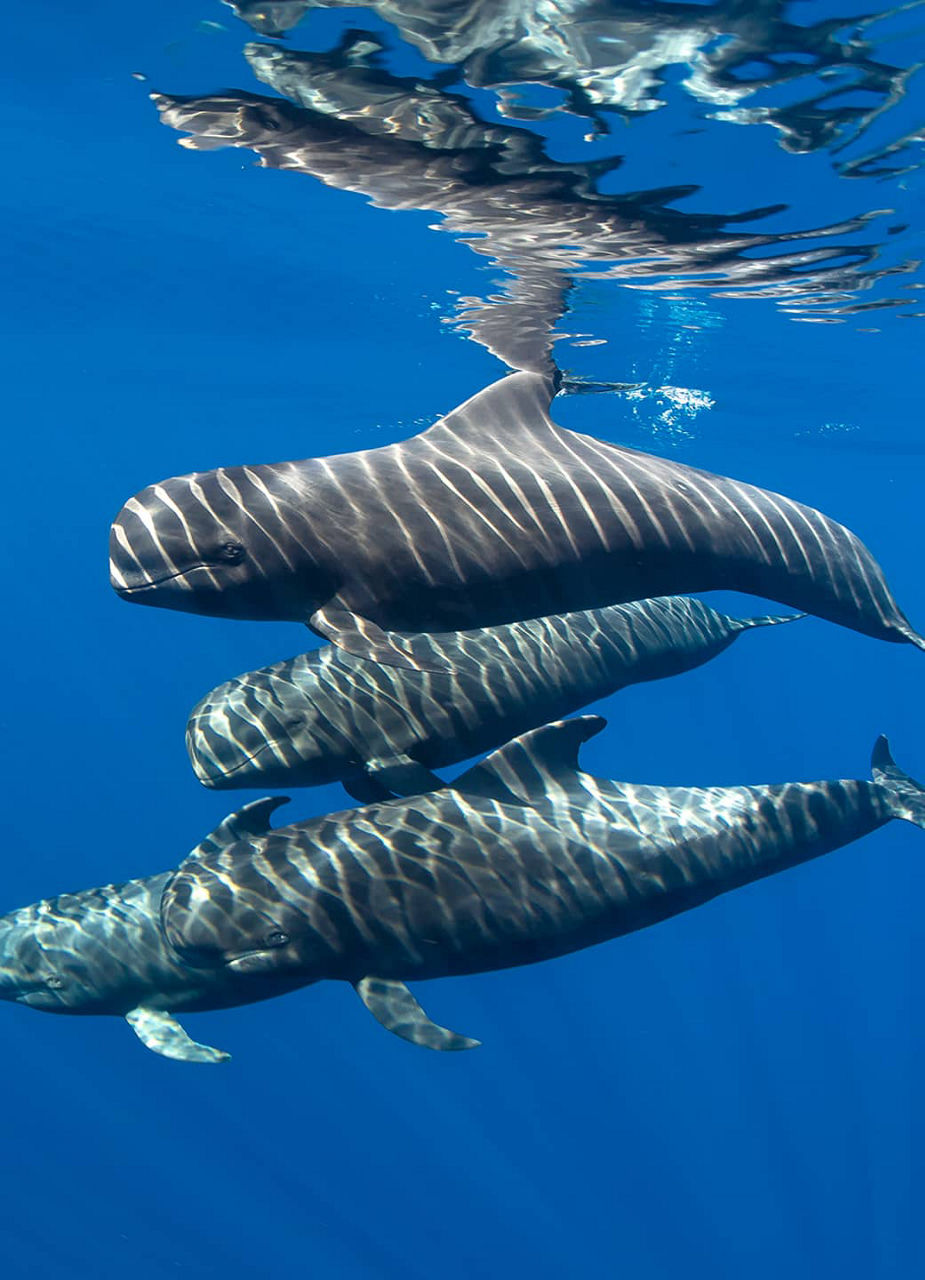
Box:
[218,542,246,564]
[264,930,289,948]
[252,107,281,131]
[45,976,64,990]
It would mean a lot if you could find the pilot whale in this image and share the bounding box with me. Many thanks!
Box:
[0,802,311,1063]
[162,718,925,1052]
[0,799,473,1061]
[6,723,920,1061]
[186,596,800,800]
[110,372,923,670]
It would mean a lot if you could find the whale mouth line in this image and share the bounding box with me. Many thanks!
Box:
[9,982,64,1005]
[113,562,222,594]
[114,567,194,594]
[226,949,278,972]
[189,724,290,781]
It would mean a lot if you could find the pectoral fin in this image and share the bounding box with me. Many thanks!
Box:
[126,1007,230,1064]
[354,978,480,1052]
[343,756,445,805]
[367,754,445,798]
[343,773,396,805]
[309,605,448,673]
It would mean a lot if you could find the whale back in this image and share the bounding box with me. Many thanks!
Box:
[394,374,921,644]
[292,372,923,646]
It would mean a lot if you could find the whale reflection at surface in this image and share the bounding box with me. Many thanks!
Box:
[223,0,922,159]
[152,53,914,374]
[205,2,925,353]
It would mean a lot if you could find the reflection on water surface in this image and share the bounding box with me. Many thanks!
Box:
[150,1,924,374]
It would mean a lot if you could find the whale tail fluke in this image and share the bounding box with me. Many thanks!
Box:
[872,736,925,828]
[897,623,925,652]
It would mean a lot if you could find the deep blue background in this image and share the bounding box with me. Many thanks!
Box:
[1,3,923,1277]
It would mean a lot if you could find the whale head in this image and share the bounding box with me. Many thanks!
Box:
[151,89,311,156]
[0,897,141,1014]
[110,468,314,621]
[0,912,75,1011]
[0,875,194,1016]
[185,659,345,790]
[162,855,313,979]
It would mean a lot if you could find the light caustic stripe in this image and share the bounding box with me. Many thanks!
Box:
[109,522,138,590]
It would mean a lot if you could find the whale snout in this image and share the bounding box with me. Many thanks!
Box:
[109,471,309,621]
[185,700,279,788]
[109,476,258,611]
[186,680,320,789]
[109,488,218,596]
[0,924,68,1009]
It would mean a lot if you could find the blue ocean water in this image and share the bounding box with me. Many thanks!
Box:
[2,2,924,1276]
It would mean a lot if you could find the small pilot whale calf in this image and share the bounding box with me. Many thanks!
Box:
[162,718,925,1052]
[186,596,800,800]
[110,372,923,670]
[0,801,316,1063]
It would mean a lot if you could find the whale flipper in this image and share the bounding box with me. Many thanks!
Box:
[342,754,445,805]
[354,978,480,1051]
[455,714,608,803]
[342,754,445,804]
[126,1008,230,1063]
[309,605,448,673]
[728,611,807,632]
[366,754,445,798]
[192,795,291,859]
[343,774,395,805]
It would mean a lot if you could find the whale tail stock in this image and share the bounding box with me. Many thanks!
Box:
[872,737,925,827]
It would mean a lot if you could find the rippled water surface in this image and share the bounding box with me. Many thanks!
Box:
[2,2,924,1277]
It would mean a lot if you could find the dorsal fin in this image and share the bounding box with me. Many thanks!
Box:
[454,716,606,803]
[427,371,558,446]
[190,796,290,859]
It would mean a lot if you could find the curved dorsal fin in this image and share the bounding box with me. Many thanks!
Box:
[190,796,291,860]
[454,716,606,803]
[426,371,558,447]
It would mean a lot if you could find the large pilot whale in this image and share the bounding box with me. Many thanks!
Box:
[162,718,925,1052]
[186,596,800,799]
[110,372,923,670]
[5,722,921,1060]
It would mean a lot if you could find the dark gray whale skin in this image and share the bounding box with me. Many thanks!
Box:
[110,372,923,670]
[162,718,925,1051]
[5,724,920,1060]
[186,596,799,798]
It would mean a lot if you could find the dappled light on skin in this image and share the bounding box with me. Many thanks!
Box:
[3,1,925,1276]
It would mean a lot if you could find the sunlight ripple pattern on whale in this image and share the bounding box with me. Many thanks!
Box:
[161,718,925,1051]
[109,372,924,669]
[186,596,801,798]
[3,722,923,1060]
